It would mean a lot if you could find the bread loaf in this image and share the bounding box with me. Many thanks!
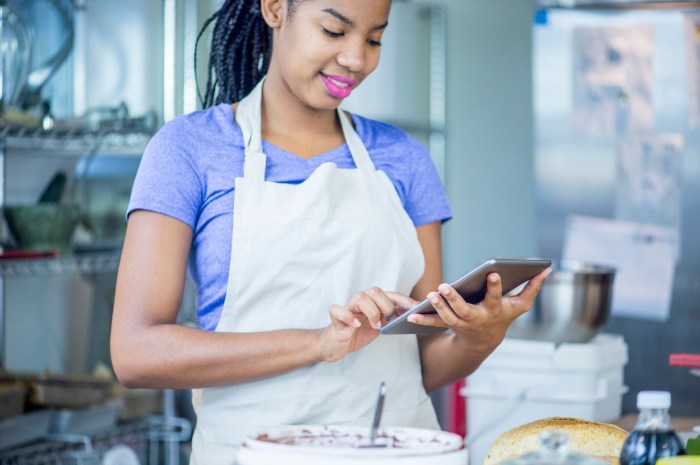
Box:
[482,417,628,465]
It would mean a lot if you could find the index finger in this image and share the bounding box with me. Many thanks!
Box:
[385,291,419,313]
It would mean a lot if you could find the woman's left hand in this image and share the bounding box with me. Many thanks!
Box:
[407,268,552,354]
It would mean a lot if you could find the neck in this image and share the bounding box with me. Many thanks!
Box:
[260,71,341,140]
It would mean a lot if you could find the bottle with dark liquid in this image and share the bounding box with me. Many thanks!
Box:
[620,391,685,465]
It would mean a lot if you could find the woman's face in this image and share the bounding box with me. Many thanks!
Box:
[267,0,391,111]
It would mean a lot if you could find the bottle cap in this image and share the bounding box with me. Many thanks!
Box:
[637,391,671,409]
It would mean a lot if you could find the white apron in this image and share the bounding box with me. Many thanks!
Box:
[190,78,439,465]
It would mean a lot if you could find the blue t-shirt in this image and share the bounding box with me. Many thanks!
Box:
[128,104,452,330]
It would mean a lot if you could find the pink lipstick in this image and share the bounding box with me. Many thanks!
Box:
[320,73,357,99]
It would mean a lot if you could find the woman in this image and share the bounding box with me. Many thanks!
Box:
[110,0,550,463]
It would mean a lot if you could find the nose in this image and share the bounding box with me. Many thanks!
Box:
[336,38,367,72]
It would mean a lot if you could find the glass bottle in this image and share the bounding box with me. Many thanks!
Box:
[620,391,685,465]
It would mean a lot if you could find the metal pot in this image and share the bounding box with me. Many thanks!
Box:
[507,260,615,344]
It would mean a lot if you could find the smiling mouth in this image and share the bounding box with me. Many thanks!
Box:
[320,72,357,99]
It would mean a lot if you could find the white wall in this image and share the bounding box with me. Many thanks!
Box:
[443,0,537,282]
[75,0,164,117]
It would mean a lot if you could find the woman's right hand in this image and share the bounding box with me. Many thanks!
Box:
[317,288,417,363]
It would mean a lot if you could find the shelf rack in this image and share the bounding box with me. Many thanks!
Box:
[0,251,121,278]
[0,415,191,465]
[0,123,153,153]
[0,125,149,370]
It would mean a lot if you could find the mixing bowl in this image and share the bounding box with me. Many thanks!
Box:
[507,260,615,344]
[3,203,80,256]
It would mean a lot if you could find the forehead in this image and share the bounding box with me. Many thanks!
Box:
[294,0,391,25]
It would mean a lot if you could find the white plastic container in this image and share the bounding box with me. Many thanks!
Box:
[237,425,468,465]
[461,334,628,465]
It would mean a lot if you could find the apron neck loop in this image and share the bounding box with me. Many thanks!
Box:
[336,108,375,173]
[236,78,267,181]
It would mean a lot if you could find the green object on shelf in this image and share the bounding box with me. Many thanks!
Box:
[687,436,700,455]
[3,203,80,256]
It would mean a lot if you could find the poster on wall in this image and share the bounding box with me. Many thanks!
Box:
[615,134,684,259]
[563,215,677,322]
[685,14,700,129]
[572,26,654,137]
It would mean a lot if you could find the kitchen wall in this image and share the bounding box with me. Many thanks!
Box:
[442,0,538,282]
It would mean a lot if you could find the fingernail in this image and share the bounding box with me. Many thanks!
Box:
[353,318,361,327]
[438,284,450,295]
[429,292,440,304]
[408,316,417,323]
[489,274,499,283]
[374,320,382,329]
[545,267,553,277]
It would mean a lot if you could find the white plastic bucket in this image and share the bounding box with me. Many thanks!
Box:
[237,425,469,465]
[461,334,628,465]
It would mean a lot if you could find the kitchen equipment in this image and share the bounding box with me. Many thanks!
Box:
[3,203,80,255]
[37,171,67,203]
[361,381,387,448]
[0,409,53,451]
[238,425,468,465]
[0,382,27,420]
[0,370,113,409]
[507,260,615,344]
[0,0,31,110]
[101,444,142,465]
[27,371,113,408]
[73,152,140,249]
[16,0,73,110]
[49,398,123,435]
[499,430,610,465]
[462,334,628,465]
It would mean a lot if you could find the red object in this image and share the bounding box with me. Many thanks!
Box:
[447,379,467,438]
[0,249,57,259]
[669,353,700,369]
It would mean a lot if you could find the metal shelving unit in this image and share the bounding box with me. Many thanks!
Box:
[0,252,121,278]
[0,124,148,369]
[0,415,191,465]
[0,125,191,465]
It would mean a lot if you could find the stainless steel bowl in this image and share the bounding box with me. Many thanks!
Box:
[507,260,615,344]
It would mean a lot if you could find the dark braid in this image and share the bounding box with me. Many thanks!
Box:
[196,0,299,107]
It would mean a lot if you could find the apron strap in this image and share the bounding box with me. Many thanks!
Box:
[236,77,376,180]
[337,108,376,173]
[236,78,267,182]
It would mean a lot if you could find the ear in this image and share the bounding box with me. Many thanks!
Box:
[260,0,284,29]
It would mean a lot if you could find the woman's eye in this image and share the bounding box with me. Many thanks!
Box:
[368,39,382,47]
[322,27,343,38]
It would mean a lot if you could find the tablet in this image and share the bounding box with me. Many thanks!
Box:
[379,258,552,335]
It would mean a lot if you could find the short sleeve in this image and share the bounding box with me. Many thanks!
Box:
[402,137,452,227]
[127,118,203,228]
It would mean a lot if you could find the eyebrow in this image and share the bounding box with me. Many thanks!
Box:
[322,8,388,30]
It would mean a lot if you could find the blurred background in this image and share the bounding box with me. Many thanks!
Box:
[1,0,698,464]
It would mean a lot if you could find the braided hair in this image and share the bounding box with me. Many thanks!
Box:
[196,0,299,107]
